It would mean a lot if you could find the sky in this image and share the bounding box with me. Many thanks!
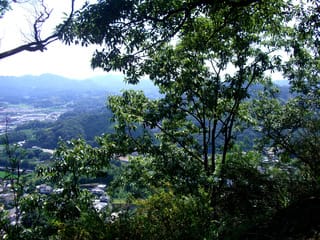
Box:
[0,0,107,80]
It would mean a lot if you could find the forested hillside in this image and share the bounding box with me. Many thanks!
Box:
[1,0,320,239]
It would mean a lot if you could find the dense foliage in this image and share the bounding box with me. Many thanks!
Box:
[1,0,320,239]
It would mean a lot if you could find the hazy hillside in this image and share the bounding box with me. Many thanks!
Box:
[0,73,287,100]
[0,74,160,100]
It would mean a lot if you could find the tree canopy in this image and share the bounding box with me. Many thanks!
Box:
[62,0,288,82]
[61,0,290,193]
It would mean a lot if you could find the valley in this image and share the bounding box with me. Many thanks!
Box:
[0,102,69,134]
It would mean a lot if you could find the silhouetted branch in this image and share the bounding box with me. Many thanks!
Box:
[0,0,75,59]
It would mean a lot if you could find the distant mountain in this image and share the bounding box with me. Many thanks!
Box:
[273,79,289,86]
[0,73,289,102]
[0,74,90,94]
[0,74,160,100]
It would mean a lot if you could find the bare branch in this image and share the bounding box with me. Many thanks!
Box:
[32,0,53,43]
[0,0,75,59]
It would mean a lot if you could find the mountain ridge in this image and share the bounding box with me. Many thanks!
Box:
[0,73,160,99]
[0,73,288,100]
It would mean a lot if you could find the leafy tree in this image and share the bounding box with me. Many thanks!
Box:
[0,126,27,239]
[254,0,320,188]
[57,2,311,240]
[19,138,112,239]
[250,1,320,238]
[39,138,110,200]
[65,0,288,202]
[57,0,299,238]
[106,189,215,240]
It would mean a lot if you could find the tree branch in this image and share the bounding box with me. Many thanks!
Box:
[0,0,75,59]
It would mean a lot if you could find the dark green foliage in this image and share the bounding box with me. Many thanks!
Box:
[14,138,112,239]
[105,190,215,240]
[0,145,52,170]
[267,198,320,240]
[4,131,27,143]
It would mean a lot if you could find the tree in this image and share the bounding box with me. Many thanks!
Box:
[63,0,288,197]
[250,2,320,238]
[58,1,308,238]
[0,0,76,59]
[254,0,320,187]
[106,189,215,240]
[21,138,111,239]
[0,121,26,239]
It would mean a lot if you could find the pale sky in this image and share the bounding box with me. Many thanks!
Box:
[0,0,106,80]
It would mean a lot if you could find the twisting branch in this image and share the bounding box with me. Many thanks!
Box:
[33,0,53,43]
[0,0,75,59]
